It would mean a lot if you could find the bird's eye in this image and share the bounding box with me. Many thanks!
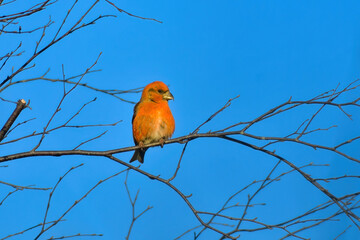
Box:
[158,89,165,94]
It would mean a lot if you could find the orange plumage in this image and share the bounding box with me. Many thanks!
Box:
[130,81,175,163]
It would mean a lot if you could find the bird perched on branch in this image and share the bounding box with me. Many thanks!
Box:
[130,81,175,163]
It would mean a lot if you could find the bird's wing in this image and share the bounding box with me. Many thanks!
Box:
[132,101,141,125]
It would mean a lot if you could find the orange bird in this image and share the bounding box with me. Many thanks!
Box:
[130,81,175,163]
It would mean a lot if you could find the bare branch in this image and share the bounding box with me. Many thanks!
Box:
[124,171,153,240]
[35,164,84,240]
[0,220,66,240]
[0,180,51,190]
[46,233,103,240]
[34,166,128,240]
[31,53,102,151]
[0,99,27,142]
[105,0,162,23]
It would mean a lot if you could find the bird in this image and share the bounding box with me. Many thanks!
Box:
[130,81,175,163]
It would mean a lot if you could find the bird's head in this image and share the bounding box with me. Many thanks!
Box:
[141,81,174,103]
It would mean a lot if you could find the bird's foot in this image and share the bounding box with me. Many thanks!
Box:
[159,138,165,148]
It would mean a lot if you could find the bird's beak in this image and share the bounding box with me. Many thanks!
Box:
[163,91,174,101]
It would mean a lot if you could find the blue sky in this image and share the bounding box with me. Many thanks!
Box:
[1,0,360,239]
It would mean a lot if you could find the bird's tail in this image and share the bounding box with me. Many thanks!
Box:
[130,148,147,163]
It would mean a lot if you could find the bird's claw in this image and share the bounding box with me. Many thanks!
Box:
[159,138,165,148]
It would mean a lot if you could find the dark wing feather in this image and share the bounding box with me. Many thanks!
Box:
[132,102,140,124]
